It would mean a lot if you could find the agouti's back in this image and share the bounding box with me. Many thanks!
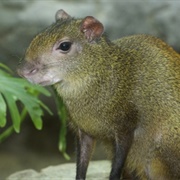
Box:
[115,35,180,121]
[114,35,180,179]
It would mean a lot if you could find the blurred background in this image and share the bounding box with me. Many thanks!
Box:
[0,0,180,178]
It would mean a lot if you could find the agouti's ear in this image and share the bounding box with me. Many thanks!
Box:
[80,16,104,42]
[55,9,71,21]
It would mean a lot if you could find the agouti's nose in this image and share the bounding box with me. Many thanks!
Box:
[18,68,38,78]
[17,62,38,78]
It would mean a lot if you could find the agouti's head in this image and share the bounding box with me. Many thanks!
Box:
[18,9,105,86]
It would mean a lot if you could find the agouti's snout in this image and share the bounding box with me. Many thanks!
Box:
[18,67,38,79]
[17,62,38,78]
[17,61,44,85]
[18,60,62,86]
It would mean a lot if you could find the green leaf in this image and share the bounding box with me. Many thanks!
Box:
[3,92,21,133]
[0,75,52,130]
[0,62,55,151]
[0,93,6,127]
[0,107,27,143]
[0,126,14,143]
[39,101,53,115]
[52,89,70,160]
[0,63,13,74]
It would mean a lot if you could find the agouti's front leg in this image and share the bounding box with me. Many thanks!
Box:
[76,129,95,180]
[110,132,133,180]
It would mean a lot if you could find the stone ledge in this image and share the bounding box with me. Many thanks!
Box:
[7,160,111,180]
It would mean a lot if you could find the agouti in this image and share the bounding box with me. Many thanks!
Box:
[18,9,180,180]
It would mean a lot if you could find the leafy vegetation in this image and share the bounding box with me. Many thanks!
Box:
[0,63,69,159]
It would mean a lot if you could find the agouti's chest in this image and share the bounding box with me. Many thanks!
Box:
[67,100,116,138]
[55,78,128,138]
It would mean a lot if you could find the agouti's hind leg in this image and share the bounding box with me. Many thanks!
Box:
[146,158,171,180]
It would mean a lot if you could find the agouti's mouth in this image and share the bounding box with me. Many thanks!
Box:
[38,81,52,86]
[37,78,62,86]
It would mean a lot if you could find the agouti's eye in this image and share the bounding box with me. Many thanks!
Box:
[58,41,72,52]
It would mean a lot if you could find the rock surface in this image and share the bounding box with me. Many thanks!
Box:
[7,160,111,180]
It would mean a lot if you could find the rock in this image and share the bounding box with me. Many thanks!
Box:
[6,160,111,180]
[6,170,40,180]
